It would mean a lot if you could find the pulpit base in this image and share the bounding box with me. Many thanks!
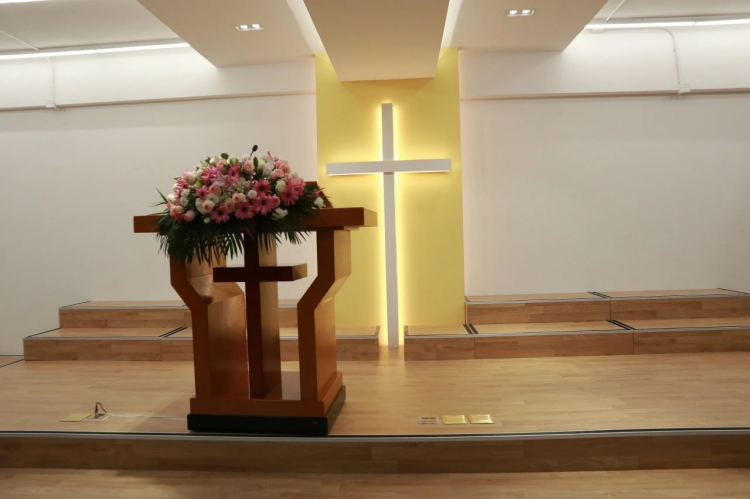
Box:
[187,386,346,436]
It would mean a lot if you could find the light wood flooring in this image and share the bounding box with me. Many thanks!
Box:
[1,352,749,436]
[2,469,749,498]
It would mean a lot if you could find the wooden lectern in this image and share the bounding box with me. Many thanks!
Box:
[134,208,376,435]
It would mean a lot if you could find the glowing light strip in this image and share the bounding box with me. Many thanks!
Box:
[0,42,190,61]
[587,18,750,30]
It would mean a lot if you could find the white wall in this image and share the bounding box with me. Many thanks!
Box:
[0,93,318,353]
[0,49,315,110]
[460,27,750,99]
[461,26,750,296]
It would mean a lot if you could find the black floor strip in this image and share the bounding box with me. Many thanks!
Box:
[463,324,478,335]
[61,300,92,308]
[608,319,634,330]
[26,327,61,339]
[0,358,24,370]
[161,327,187,338]
[719,287,750,295]
[589,292,611,299]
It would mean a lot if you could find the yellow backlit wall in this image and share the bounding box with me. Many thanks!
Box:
[315,49,465,341]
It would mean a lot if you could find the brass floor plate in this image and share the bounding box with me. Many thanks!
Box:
[441,415,468,425]
[59,413,92,423]
[468,414,494,424]
[418,416,440,425]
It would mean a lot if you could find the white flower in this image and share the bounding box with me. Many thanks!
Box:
[263,164,273,175]
[197,199,215,214]
[272,208,288,220]
[291,172,299,179]
[240,154,250,161]
[181,188,190,198]
[247,190,258,200]
[314,197,325,208]
[209,157,216,165]
[207,193,220,205]
[167,193,177,203]
[204,217,211,224]
[172,183,179,191]
[256,158,266,171]
[187,172,197,184]
[275,180,286,192]
[180,196,189,208]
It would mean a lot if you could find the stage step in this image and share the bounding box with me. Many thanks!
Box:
[59,299,301,329]
[24,326,382,362]
[466,288,750,324]
[405,316,750,361]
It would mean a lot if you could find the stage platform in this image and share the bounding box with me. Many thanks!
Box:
[1,351,750,473]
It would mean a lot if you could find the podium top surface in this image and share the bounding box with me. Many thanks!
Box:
[134,208,377,234]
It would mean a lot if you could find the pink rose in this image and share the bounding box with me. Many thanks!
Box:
[224,200,235,213]
[232,193,247,204]
[201,199,215,213]
[184,210,196,222]
[208,184,222,195]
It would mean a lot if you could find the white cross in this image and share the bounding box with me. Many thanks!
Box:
[327,103,451,347]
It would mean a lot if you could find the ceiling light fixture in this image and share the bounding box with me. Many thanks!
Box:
[236,23,264,31]
[506,8,535,17]
[0,41,189,61]
[0,0,48,4]
[587,17,750,30]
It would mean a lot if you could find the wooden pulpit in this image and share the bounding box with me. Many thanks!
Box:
[134,207,376,435]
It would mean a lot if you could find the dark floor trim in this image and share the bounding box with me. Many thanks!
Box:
[608,319,634,330]
[465,324,478,335]
[590,292,611,299]
[60,300,91,309]
[719,287,750,295]
[160,327,187,338]
[25,327,61,339]
[0,358,24,370]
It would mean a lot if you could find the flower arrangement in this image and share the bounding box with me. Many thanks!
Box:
[156,146,325,264]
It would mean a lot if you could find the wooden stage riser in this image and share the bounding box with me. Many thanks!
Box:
[59,308,298,329]
[2,434,748,474]
[405,329,750,360]
[23,339,380,362]
[466,296,750,324]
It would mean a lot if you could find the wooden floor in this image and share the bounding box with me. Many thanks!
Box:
[2,351,750,436]
[2,468,749,498]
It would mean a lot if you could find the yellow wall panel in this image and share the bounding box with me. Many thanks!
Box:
[315,49,464,342]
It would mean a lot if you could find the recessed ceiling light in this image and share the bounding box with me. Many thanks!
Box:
[506,8,535,17]
[236,23,264,31]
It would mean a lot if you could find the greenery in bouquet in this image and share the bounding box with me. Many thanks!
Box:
[156,146,325,264]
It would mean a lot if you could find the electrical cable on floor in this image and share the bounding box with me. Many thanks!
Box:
[92,402,186,421]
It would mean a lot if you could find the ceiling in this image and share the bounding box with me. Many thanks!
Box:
[451,0,608,52]
[304,0,449,81]
[137,0,312,67]
[595,0,750,20]
[0,0,176,51]
[2,0,750,80]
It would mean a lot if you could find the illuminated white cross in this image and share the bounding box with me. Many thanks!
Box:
[327,103,451,347]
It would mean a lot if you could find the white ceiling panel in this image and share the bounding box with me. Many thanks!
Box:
[596,0,750,20]
[0,0,176,50]
[304,0,449,81]
[137,0,313,67]
[452,0,609,52]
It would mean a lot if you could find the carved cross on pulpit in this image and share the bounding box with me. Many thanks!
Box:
[213,238,307,398]
[135,207,376,436]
